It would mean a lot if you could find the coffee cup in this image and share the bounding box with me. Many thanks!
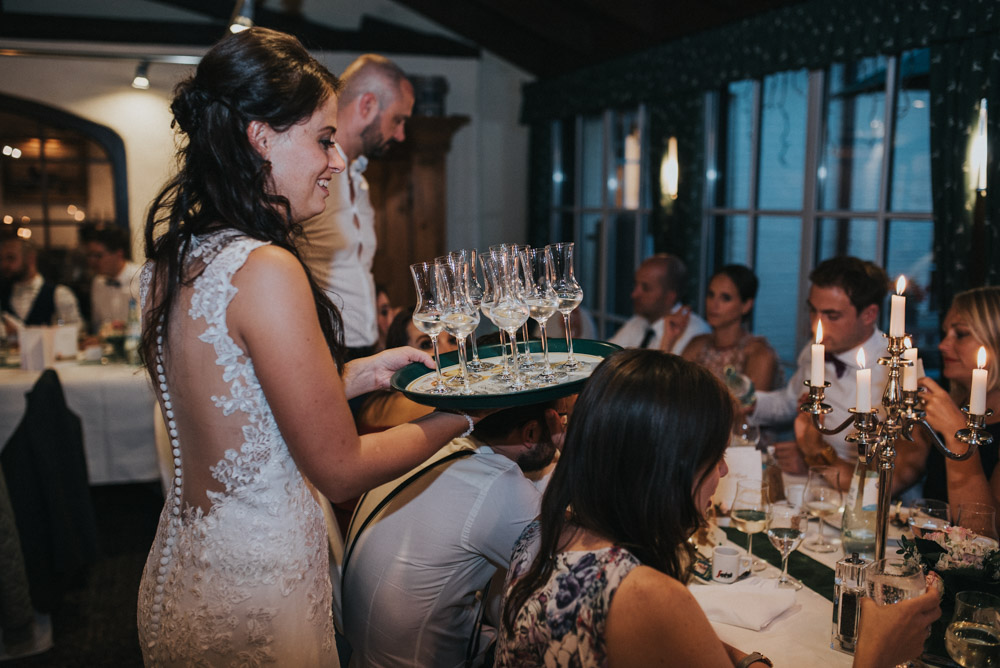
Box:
[712,546,751,584]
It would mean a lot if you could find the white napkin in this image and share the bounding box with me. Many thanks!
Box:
[689,577,796,631]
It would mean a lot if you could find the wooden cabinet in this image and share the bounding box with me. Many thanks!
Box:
[365,115,469,309]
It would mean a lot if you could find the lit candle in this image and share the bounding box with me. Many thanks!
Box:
[856,348,871,412]
[971,346,988,415]
[889,276,906,337]
[902,338,918,391]
[811,320,825,387]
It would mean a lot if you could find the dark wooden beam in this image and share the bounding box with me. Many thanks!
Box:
[0,6,478,57]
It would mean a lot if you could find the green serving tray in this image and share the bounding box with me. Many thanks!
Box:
[390,338,622,409]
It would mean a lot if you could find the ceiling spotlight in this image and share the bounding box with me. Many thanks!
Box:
[229,0,254,33]
[132,61,151,90]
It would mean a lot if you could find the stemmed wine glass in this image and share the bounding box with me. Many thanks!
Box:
[547,242,586,370]
[436,252,481,395]
[479,253,513,381]
[907,498,950,538]
[458,248,494,373]
[767,501,807,589]
[731,480,769,572]
[957,503,1000,548]
[519,247,564,383]
[802,466,843,553]
[508,244,536,371]
[946,591,1000,667]
[409,261,448,394]
[483,248,530,390]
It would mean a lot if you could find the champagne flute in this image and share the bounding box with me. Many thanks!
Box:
[457,248,494,372]
[731,481,769,572]
[946,591,1000,667]
[802,465,842,553]
[436,253,481,395]
[907,498,951,538]
[519,247,565,383]
[547,242,586,371]
[479,252,512,381]
[485,248,530,390]
[767,501,807,589]
[508,244,536,371]
[409,261,449,394]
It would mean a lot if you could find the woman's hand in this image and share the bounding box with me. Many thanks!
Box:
[853,589,941,668]
[343,346,434,399]
[918,376,967,440]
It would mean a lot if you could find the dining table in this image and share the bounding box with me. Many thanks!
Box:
[697,476,917,667]
[0,359,162,485]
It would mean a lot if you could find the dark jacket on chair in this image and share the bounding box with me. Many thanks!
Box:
[1,369,98,612]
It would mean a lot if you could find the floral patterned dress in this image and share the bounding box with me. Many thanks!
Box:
[496,522,640,668]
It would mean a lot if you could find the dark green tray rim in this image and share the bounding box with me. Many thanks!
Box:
[390,338,622,409]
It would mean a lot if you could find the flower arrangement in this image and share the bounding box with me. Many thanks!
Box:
[900,525,1000,584]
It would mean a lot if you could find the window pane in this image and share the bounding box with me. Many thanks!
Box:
[724,80,754,208]
[607,213,639,318]
[816,217,878,263]
[758,70,808,210]
[818,56,887,212]
[609,111,642,209]
[891,49,932,213]
[885,219,936,351]
[578,212,602,314]
[721,215,750,265]
[753,216,803,363]
[551,120,575,208]
[549,210,574,243]
[580,115,604,208]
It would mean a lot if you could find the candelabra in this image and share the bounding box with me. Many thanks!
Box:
[799,334,994,560]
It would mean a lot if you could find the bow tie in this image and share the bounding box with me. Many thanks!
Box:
[825,351,848,378]
[105,278,121,288]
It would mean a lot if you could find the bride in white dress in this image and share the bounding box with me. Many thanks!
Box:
[135,28,475,666]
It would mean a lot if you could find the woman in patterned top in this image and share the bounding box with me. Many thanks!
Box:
[497,349,940,668]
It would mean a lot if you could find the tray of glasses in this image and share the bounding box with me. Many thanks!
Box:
[390,339,621,409]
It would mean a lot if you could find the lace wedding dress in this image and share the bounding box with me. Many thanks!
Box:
[137,231,337,666]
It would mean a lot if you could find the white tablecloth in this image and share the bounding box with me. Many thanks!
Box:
[0,362,160,485]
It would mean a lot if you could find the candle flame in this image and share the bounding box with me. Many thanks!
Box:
[903,336,912,349]
[978,346,987,369]
[896,275,906,295]
[815,320,823,344]
[857,348,866,369]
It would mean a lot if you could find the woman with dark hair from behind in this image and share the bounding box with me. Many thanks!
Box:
[498,349,940,667]
[679,264,780,391]
[136,28,477,665]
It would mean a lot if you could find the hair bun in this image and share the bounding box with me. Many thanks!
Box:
[170,79,213,135]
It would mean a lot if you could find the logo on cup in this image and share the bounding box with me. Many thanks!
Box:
[712,546,751,584]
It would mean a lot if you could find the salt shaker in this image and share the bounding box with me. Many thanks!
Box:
[832,552,868,653]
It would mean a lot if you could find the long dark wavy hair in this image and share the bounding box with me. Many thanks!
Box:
[141,27,345,376]
[502,349,733,632]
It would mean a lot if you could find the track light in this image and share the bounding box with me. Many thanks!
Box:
[132,61,150,90]
[229,0,254,33]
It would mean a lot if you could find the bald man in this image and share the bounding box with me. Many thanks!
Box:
[297,54,415,360]
[608,254,709,353]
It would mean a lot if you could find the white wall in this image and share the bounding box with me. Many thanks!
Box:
[0,0,533,260]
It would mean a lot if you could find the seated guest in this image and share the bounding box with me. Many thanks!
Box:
[0,237,81,327]
[681,264,780,391]
[342,398,570,667]
[608,253,709,353]
[919,287,1000,507]
[374,284,400,352]
[497,349,940,668]
[752,257,923,493]
[85,226,140,333]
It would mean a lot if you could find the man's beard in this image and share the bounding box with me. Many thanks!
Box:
[360,117,392,158]
[516,439,557,473]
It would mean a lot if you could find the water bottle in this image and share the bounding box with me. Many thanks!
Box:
[841,457,877,560]
[124,298,142,365]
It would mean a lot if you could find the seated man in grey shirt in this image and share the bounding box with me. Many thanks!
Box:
[341,397,572,668]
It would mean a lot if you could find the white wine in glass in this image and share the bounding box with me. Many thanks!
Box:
[802,466,842,553]
[731,481,769,572]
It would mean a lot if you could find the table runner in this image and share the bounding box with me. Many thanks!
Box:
[722,526,835,601]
